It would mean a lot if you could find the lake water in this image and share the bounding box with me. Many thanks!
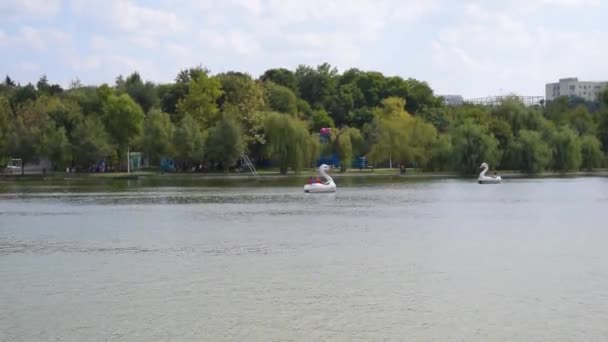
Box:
[1,176,608,341]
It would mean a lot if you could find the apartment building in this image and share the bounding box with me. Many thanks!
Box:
[545,77,607,102]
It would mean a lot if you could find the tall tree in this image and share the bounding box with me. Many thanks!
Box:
[295,63,338,109]
[103,93,145,169]
[265,81,297,116]
[5,117,37,175]
[71,116,113,170]
[263,112,317,174]
[142,109,175,163]
[37,120,70,170]
[0,96,11,155]
[451,119,500,174]
[176,71,223,133]
[173,114,205,170]
[549,125,582,171]
[579,135,604,171]
[217,72,266,146]
[206,113,245,173]
[118,72,158,113]
[510,130,552,173]
[260,68,297,93]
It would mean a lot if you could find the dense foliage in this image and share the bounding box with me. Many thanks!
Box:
[1,66,607,175]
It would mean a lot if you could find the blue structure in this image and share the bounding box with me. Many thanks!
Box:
[353,157,367,169]
[94,159,106,172]
[160,157,176,172]
[317,154,340,167]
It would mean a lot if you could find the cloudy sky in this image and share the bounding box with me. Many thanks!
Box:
[1,0,606,98]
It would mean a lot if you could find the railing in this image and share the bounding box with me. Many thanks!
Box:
[240,155,259,177]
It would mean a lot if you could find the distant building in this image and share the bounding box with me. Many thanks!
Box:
[545,77,608,102]
[464,95,544,107]
[440,95,464,106]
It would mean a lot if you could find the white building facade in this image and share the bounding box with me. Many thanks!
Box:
[545,77,608,102]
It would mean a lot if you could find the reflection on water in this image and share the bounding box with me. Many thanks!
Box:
[1,177,608,341]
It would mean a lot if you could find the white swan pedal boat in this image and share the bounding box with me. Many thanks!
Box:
[478,162,501,184]
[304,164,336,193]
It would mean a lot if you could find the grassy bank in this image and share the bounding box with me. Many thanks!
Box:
[2,168,608,183]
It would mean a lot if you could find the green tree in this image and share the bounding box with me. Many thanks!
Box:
[309,109,335,132]
[103,93,145,169]
[37,120,71,170]
[295,63,338,109]
[173,114,205,170]
[71,116,113,170]
[260,68,297,92]
[549,126,582,171]
[217,72,266,146]
[567,105,596,135]
[263,112,316,174]
[11,83,37,106]
[451,119,500,174]
[117,72,158,113]
[403,78,439,114]
[579,135,604,170]
[427,134,453,171]
[265,81,298,116]
[332,127,363,172]
[176,71,223,132]
[5,117,37,175]
[206,113,245,173]
[367,97,439,169]
[512,130,552,173]
[142,109,175,163]
[0,96,11,156]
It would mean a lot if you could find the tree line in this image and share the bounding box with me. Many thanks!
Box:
[1,64,607,175]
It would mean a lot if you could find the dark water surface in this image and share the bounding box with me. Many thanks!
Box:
[1,177,608,341]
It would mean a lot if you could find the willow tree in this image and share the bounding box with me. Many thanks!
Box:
[173,114,205,171]
[579,135,604,170]
[330,126,364,172]
[0,96,10,157]
[206,113,245,173]
[367,97,439,169]
[71,116,113,170]
[103,93,144,170]
[451,119,500,174]
[142,109,175,164]
[263,112,317,174]
[5,117,37,175]
[549,125,582,172]
[509,130,552,173]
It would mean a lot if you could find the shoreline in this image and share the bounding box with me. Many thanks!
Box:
[2,168,607,183]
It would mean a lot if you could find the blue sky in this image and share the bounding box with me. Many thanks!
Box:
[1,0,606,98]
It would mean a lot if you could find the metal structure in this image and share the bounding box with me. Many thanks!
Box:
[240,155,259,177]
[463,95,544,107]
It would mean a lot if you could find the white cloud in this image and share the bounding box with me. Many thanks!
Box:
[104,0,186,34]
[13,26,72,51]
[0,30,8,46]
[430,3,608,97]
[0,0,61,18]
[90,35,112,50]
[18,61,41,73]
[71,55,102,72]
[19,26,46,51]
[194,0,439,67]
